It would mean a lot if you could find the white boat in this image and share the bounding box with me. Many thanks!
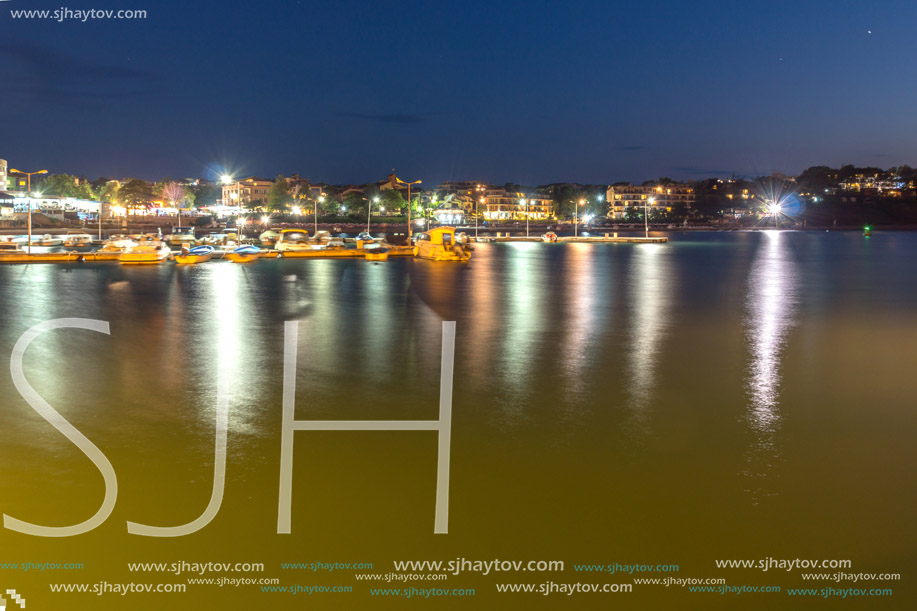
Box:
[542,231,558,242]
[168,226,197,247]
[276,229,315,252]
[202,229,240,249]
[98,234,140,253]
[62,231,95,249]
[119,235,173,265]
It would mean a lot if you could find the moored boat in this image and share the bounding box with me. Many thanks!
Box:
[175,244,215,264]
[119,235,173,265]
[62,231,95,250]
[259,230,281,248]
[413,227,471,261]
[168,226,198,247]
[275,229,314,252]
[98,234,140,254]
[365,248,389,261]
[542,231,558,242]
[225,244,262,263]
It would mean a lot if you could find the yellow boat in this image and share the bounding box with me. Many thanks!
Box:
[119,235,173,265]
[365,248,389,261]
[175,245,214,265]
[413,227,471,261]
[224,245,262,263]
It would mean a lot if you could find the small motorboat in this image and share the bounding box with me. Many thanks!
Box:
[168,226,198,248]
[98,234,140,254]
[365,247,389,261]
[542,231,558,243]
[275,229,313,252]
[259,229,281,248]
[62,231,95,250]
[202,229,240,249]
[356,231,374,247]
[119,235,173,265]
[413,227,471,262]
[224,244,262,263]
[311,230,346,249]
[175,244,215,265]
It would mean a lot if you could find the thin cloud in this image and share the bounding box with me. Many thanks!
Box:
[0,41,156,102]
[334,111,431,125]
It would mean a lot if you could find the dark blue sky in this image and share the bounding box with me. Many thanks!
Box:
[2,0,915,185]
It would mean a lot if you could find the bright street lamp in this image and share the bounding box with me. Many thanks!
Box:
[220,174,233,185]
[395,176,422,241]
[10,168,48,252]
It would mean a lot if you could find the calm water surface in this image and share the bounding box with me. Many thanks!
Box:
[0,231,914,609]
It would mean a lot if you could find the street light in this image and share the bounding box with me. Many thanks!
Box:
[645,197,654,238]
[10,168,48,252]
[315,195,324,235]
[520,198,529,237]
[477,197,484,240]
[394,176,422,241]
[368,196,379,232]
[220,174,233,185]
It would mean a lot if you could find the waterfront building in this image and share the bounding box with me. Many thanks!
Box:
[606,183,694,219]
[220,176,274,208]
[480,187,552,221]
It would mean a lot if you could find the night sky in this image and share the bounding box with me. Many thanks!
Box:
[2,0,915,185]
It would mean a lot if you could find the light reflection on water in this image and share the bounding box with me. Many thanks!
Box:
[743,231,798,502]
[0,234,915,609]
[624,243,673,433]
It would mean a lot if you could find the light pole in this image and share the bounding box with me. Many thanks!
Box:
[575,198,584,238]
[10,168,48,252]
[477,197,484,240]
[315,195,324,235]
[520,198,529,237]
[368,196,378,232]
[646,197,654,238]
[395,176,421,241]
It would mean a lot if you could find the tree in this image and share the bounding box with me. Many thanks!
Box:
[796,166,836,193]
[41,174,82,198]
[93,180,119,203]
[118,179,153,207]
[162,182,190,208]
[380,189,407,214]
[152,177,174,199]
[343,191,366,213]
[191,183,219,208]
[267,175,291,213]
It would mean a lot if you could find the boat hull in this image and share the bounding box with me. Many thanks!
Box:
[225,252,261,263]
[175,253,213,265]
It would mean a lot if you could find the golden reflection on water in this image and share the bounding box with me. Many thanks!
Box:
[625,243,672,431]
[558,243,598,399]
[743,231,798,502]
